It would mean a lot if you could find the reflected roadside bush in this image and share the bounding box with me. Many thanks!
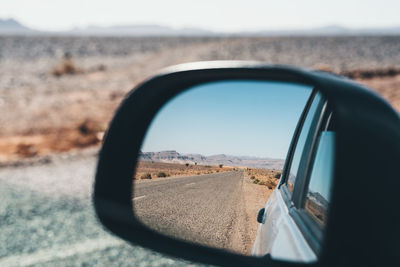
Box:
[141,173,152,179]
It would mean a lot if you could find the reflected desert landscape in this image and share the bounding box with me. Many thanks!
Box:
[133,155,278,255]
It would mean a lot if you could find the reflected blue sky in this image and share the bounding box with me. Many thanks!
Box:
[142,80,312,159]
[307,131,336,201]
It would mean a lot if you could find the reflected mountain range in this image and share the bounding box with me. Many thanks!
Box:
[308,190,329,208]
[139,150,284,169]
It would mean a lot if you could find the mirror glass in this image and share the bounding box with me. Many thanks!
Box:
[133,80,313,257]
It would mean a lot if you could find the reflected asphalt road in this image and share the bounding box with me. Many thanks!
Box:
[134,171,250,253]
[0,152,207,266]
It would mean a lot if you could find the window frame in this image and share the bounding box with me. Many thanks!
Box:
[291,100,328,208]
[279,90,318,207]
[290,103,333,255]
[279,90,325,203]
[295,108,335,237]
[278,89,316,190]
[279,89,330,254]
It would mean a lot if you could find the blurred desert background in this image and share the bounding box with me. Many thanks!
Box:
[1,32,400,163]
[1,1,400,263]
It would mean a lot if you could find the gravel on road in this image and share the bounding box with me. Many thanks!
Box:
[0,150,208,266]
[134,171,249,253]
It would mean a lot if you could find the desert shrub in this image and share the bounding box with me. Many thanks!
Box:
[16,143,38,158]
[265,180,275,189]
[219,164,223,168]
[216,170,219,172]
[258,181,266,186]
[140,173,152,179]
[274,172,281,179]
[250,175,256,180]
[253,179,260,184]
[205,165,211,168]
[185,163,189,167]
[52,53,82,77]
[157,172,167,178]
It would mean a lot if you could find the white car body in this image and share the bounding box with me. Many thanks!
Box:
[252,189,316,262]
[252,90,335,263]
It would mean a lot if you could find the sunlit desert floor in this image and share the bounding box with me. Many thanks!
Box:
[1,36,399,161]
[1,35,399,266]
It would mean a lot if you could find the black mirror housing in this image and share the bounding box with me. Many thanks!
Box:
[94,61,400,267]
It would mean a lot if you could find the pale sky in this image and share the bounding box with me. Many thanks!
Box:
[142,80,312,159]
[1,0,400,32]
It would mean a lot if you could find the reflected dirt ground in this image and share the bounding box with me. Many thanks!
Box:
[133,170,272,255]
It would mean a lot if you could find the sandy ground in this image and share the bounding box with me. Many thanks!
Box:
[134,161,234,180]
[242,173,272,254]
[0,148,205,267]
[133,169,272,256]
[0,35,399,266]
[1,36,399,162]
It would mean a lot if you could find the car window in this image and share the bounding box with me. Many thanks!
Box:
[287,92,323,193]
[304,131,335,228]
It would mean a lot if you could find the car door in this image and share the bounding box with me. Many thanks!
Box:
[252,90,331,262]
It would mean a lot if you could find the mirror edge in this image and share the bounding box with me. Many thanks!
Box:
[94,60,398,266]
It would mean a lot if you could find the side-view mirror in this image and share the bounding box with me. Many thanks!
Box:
[94,61,400,267]
[257,208,265,224]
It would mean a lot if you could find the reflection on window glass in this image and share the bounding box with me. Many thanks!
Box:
[305,131,335,227]
[287,93,322,192]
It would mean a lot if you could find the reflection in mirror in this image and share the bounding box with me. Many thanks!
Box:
[133,80,312,257]
[305,131,335,227]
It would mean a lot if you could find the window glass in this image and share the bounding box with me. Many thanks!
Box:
[287,92,322,192]
[305,131,335,227]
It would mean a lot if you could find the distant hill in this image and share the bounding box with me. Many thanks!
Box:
[308,190,329,209]
[139,150,284,169]
[67,24,400,36]
[0,18,34,34]
[68,24,215,36]
[243,24,400,36]
[1,18,400,36]
[0,18,213,36]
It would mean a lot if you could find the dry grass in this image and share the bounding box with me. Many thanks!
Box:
[52,54,83,77]
[342,67,400,79]
[245,168,281,189]
[134,161,234,180]
[2,36,400,163]
[0,119,105,160]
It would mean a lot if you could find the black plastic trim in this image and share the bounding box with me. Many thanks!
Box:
[291,93,326,208]
[292,103,334,254]
[279,90,318,190]
[284,94,328,255]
